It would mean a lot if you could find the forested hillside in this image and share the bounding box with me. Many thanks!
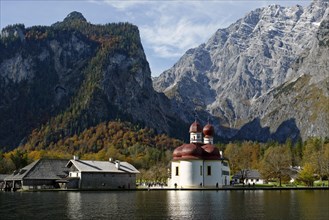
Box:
[0,120,183,180]
[1,123,327,185]
[0,12,187,151]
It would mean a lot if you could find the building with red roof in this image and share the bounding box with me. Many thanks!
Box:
[169,120,230,188]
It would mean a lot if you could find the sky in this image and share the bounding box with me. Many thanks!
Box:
[0,0,311,76]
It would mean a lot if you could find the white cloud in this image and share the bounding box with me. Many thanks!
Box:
[88,1,247,72]
[139,1,233,59]
[87,0,312,76]
[141,19,220,58]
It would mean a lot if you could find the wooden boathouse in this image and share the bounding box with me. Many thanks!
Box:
[3,159,69,191]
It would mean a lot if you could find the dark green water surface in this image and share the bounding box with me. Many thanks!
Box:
[0,190,328,219]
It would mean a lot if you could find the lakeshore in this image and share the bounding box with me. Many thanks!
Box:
[2,185,329,192]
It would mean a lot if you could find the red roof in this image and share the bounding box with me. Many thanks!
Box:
[189,121,202,133]
[173,143,221,160]
[203,123,214,137]
[173,143,203,160]
[202,144,221,160]
[173,120,220,160]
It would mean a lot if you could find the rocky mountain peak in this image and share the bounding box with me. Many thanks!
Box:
[0,24,25,41]
[153,1,329,142]
[63,11,87,23]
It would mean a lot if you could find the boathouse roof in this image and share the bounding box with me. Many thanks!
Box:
[66,159,140,174]
[5,159,69,181]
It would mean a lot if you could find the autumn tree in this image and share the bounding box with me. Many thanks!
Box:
[260,145,292,186]
[323,142,329,179]
[0,151,15,173]
[302,137,328,181]
[147,164,168,183]
[224,143,240,174]
[9,150,29,170]
[298,163,317,186]
[293,138,303,166]
[224,141,261,183]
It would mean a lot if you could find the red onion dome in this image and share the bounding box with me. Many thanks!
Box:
[202,144,221,159]
[173,143,204,160]
[189,121,202,133]
[173,145,184,159]
[203,123,214,137]
[181,143,203,159]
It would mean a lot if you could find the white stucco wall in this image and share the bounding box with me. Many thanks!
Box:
[203,161,221,187]
[170,160,203,188]
[69,171,80,178]
[180,160,203,188]
[244,179,264,185]
[190,132,202,143]
[169,159,231,188]
[170,161,180,188]
[221,161,230,186]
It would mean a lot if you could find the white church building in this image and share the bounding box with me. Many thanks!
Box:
[168,120,230,188]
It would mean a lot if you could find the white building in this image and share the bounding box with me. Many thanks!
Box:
[232,170,265,185]
[66,157,139,189]
[169,120,230,188]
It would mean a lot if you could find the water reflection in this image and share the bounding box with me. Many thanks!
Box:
[297,190,329,219]
[66,191,139,219]
[167,190,329,220]
[227,190,266,219]
[67,192,82,219]
[167,191,195,218]
[167,191,231,219]
[135,191,169,219]
[0,190,328,219]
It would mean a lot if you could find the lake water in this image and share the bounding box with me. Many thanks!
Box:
[1,190,328,219]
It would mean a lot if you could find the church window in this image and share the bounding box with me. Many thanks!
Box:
[175,166,179,176]
[222,170,229,175]
[207,166,211,176]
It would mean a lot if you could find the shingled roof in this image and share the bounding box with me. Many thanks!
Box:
[0,174,9,181]
[5,160,39,181]
[66,159,139,174]
[5,159,69,181]
[232,170,262,180]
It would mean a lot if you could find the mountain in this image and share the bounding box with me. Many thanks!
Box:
[244,13,329,142]
[153,0,329,142]
[0,12,187,150]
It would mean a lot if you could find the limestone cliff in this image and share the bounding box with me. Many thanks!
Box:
[153,0,329,142]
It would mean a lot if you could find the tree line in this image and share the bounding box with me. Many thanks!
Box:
[0,120,328,186]
[0,120,182,184]
[223,137,329,186]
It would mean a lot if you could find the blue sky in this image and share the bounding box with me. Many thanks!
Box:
[1,0,311,76]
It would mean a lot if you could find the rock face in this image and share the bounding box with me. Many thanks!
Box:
[0,12,186,150]
[247,14,329,142]
[153,0,329,142]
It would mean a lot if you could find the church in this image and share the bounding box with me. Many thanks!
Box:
[168,120,230,188]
